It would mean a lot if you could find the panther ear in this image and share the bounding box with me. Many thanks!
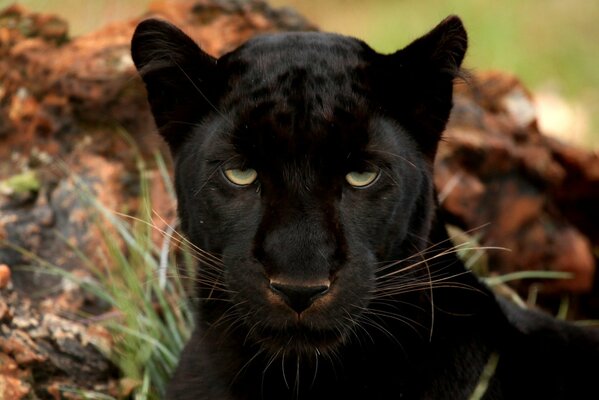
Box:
[376,16,467,158]
[131,19,218,153]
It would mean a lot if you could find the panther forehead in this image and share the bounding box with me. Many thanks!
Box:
[217,32,376,164]
[227,31,372,74]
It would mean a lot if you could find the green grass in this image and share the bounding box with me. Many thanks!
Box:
[71,155,196,399]
[9,155,196,399]
[0,170,40,195]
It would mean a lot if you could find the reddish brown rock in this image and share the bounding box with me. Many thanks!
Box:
[0,0,314,168]
[0,289,117,398]
[438,72,598,294]
[0,352,32,400]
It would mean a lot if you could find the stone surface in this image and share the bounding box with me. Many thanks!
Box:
[438,72,598,294]
[0,289,116,399]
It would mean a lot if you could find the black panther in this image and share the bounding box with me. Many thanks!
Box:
[131,16,599,399]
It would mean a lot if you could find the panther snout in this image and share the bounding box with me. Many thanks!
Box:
[269,281,330,314]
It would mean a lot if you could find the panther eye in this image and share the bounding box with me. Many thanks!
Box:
[345,171,379,188]
[224,168,258,186]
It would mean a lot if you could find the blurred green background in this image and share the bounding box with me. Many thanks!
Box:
[3,0,598,147]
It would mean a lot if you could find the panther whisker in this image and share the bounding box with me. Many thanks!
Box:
[113,210,225,268]
[244,319,263,346]
[374,273,479,293]
[371,233,461,269]
[375,260,468,287]
[373,243,470,274]
[168,120,208,129]
[262,348,282,398]
[230,347,265,386]
[343,310,371,346]
[375,245,508,279]
[294,354,301,400]
[372,282,483,298]
[152,212,225,264]
[171,57,234,127]
[281,345,290,390]
[205,301,249,335]
[192,155,240,197]
[421,256,435,342]
[374,221,496,273]
[357,306,428,335]
[310,348,320,389]
[354,313,404,351]
[190,297,235,303]
[143,273,232,294]
[157,267,228,287]
[368,297,428,312]
[323,345,342,379]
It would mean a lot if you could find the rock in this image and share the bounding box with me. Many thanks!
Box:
[0,0,315,167]
[438,71,598,294]
[0,289,117,398]
[0,352,32,400]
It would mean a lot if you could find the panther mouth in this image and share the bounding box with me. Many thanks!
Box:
[254,325,347,355]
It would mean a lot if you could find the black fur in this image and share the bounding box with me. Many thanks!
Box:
[131,16,599,399]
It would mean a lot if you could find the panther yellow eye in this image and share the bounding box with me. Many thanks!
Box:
[345,171,378,188]
[224,168,258,186]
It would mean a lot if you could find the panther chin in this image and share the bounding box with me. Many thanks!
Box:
[253,323,348,356]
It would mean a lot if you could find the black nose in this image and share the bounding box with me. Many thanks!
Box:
[269,283,330,314]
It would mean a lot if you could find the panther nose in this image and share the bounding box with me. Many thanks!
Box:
[269,282,330,314]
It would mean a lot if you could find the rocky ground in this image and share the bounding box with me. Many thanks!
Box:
[0,0,597,398]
